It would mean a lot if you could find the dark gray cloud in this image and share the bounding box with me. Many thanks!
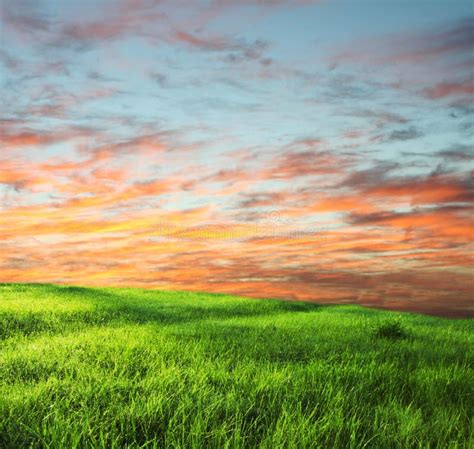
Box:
[339,162,400,189]
[436,144,474,161]
[387,127,423,142]
[2,0,53,34]
[150,72,169,88]
[347,204,472,226]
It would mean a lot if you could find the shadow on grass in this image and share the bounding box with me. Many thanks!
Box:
[0,284,327,340]
[3,285,470,387]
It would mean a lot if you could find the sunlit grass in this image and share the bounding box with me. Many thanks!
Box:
[1,283,472,448]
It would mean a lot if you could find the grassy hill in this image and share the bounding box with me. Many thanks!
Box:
[0,283,472,448]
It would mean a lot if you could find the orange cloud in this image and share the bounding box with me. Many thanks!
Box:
[367,175,473,205]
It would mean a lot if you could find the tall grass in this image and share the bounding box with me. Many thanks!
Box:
[1,283,473,448]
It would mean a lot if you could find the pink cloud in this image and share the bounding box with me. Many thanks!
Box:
[422,80,474,99]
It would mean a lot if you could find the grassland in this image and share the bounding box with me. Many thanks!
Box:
[0,283,472,448]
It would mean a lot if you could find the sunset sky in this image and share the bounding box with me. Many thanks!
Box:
[1,0,473,316]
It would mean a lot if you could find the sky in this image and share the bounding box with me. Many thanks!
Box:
[1,0,473,317]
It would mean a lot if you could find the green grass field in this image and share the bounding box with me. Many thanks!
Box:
[1,283,472,448]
